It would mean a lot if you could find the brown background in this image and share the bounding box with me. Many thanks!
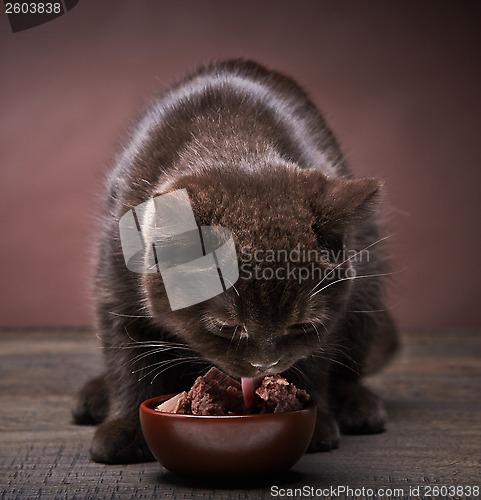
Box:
[0,1,480,329]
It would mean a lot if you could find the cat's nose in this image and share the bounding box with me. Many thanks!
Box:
[249,360,280,372]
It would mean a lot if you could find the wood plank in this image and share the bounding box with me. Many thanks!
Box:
[0,329,479,499]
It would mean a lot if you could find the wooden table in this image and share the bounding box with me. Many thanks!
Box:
[1,328,479,499]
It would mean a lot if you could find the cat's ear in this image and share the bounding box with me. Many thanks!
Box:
[308,172,381,247]
[321,176,381,225]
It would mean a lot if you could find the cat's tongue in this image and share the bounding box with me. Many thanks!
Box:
[241,376,262,409]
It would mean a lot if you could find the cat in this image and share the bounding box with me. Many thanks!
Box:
[72,59,398,464]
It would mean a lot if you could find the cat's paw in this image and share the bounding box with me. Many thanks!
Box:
[306,410,340,452]
[337,385,387,434]
[90,418,154,464]
[72,375,109,425]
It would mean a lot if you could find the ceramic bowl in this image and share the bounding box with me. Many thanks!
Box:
[139,394,316,477]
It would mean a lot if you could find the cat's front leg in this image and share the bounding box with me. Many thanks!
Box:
[333,379,387,434]
[306,407,340,452]
[91,415,154,464]
[72,374,109,425]
[329,309,394,435]
[89,372,155,464]
[290,361,340,452]
[89,364,156,463]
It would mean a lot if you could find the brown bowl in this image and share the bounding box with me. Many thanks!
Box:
[139,394,317,477]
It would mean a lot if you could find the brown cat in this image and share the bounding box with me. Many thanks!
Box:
[72,59,398,463]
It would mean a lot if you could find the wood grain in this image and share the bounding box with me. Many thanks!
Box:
[0,328,479,499]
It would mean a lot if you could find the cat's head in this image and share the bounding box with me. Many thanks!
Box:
[141,165,380,378]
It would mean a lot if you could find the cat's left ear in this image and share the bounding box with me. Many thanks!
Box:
[320,176,381,226]
[307,171,382,243]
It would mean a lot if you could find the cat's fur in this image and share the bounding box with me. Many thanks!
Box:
[72,59,398,464]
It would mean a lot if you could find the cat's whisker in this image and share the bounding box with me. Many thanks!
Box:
[124,327,138,345]
[323,345,349,356]
[309,321,323,345]
[124,340,189,347]
[135,359,179,379]
[311,352,359,375]
[324,340,357,359]
[108,311,152,319]
[243,324,249,357]
[288,365,309,385]
[322,342,353,360]
[135,356,201,380]
[121,326,189,348]
[302,324,322,349]
[127,346,194,366]
[149,358,206,385]
[219,321,236,358]
[98,342,191,350]
[310,268,406,299]
[319,321,329,334]
[222,276,240,297]
[310,339,358,368]
[309,234,394,296]
[233,326,243,357]
[226,323,237,358]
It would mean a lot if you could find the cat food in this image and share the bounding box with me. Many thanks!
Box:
[255,375,310,413]
[155,367,310,415]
